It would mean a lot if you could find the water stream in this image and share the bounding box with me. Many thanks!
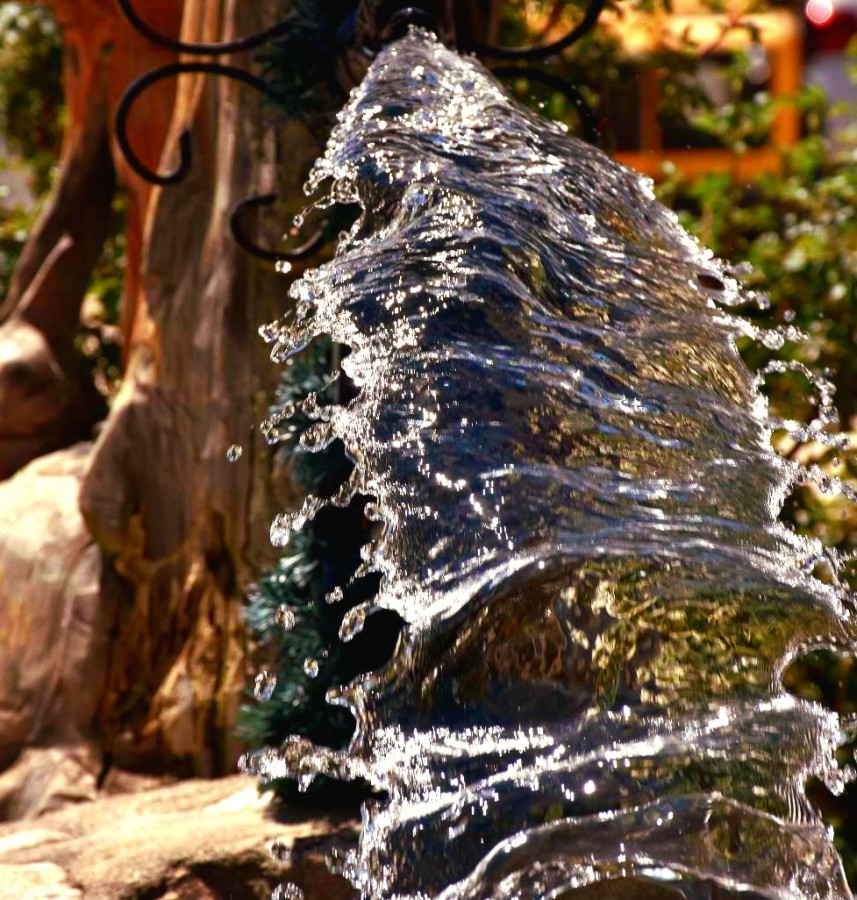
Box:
[243,29,856,898]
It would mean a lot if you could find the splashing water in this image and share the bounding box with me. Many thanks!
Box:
[244,30,857,899]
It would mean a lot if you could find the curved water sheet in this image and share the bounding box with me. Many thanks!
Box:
[245,29,857,899]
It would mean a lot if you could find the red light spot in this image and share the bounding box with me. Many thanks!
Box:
[806,0,835,26]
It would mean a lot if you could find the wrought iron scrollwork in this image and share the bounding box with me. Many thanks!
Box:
[116,61,273,186]
[117,0,294,56]
[114,0,610,262]
[491,66,600,144]
[465,0,606,61]
[230,195,327,263]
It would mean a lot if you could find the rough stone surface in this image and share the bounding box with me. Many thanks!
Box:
[0,861,82,899]
[0,747,170,822]
[0,445,110,772]
[0,320,104,481]
[0,774,357,899]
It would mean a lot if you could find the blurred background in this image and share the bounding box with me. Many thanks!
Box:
[2,0,857,892]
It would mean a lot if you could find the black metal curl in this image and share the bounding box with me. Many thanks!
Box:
[493,66,599,144]
[115,2,612,261]
[116,62,273,186]
[465,0,606,61]
[381,7,446,44]
[229,194,327,262]
[116,0,294,56]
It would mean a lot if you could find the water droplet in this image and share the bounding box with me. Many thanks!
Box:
[276,605,296,631]
[270,840,292,864]
[339,604,367,641]
[260,419,282,445]
[226,444,243,462]
[238,751,263,776]
[326,586,344,605]
[303,658,320,678]
[272,883,304,900]
[271,515,291,548]
[258,321,280,343]
[254,670,277,702]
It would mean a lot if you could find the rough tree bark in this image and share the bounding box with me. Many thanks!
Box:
[79,0,318,777]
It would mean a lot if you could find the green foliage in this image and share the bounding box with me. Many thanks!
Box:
[655,88,857,500]
[0,202,30,299]
[76,193,127,400]
[662,135,857,416]
[0,3,63,194]
[0,5,61,300]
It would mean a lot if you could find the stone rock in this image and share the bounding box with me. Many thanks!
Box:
[0,745,167,822]
[0,774,357,899]
[0,747,101,821]
[0,318,101,481]
[0,444,111,773]
[0,861,82,899]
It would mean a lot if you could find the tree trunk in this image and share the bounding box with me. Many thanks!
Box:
[79,0,323,775]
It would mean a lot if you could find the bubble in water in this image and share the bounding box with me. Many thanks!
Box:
[226,444,243,462]
[303,658,319,678]
[275,605,297,631]
[254,670,277,702]
[271,883,303,900]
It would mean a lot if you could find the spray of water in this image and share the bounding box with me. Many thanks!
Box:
[242,30,856,899]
